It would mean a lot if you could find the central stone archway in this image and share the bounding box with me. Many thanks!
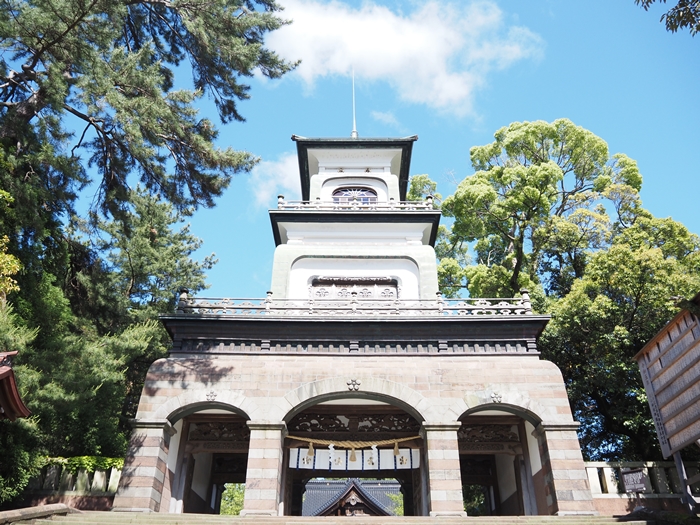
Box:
[281,394,427,516]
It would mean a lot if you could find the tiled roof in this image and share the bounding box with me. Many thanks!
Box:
[302,478,402,516]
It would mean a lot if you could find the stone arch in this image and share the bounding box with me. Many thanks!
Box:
[153,388,256,424]
[282,376,432,422]
[461,390,548,426]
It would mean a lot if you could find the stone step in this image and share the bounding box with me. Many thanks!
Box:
[45,521,656,524]
[51,513,648,520]
[39,514,656,525]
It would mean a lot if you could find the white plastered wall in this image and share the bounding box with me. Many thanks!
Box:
[167,419,184,513]
[269,245,439,299]
[190,452,213,502]
[279,222,432,247]
[166,419,183,475]
[495,454,517,506]
[525,421,542,474]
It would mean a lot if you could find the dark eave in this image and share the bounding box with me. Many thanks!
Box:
[160,314,550,350]
[269,209,442,247]
[292,135,418,201]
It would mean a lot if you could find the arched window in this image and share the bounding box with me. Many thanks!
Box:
[332,187,377,204]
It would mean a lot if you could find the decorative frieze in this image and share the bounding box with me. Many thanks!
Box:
[288,412,421,436]
[174,339,534,355]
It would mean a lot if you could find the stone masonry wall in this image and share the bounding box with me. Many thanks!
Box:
[113,353,595,515]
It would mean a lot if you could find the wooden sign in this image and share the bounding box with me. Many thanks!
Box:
[635,304,700,458]
[621,468,647,493]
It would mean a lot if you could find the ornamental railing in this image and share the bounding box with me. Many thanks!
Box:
[275,195,436,211]
[175,290,533,317]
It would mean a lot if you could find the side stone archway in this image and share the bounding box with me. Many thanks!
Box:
[458,394,596,516]
[112,361,257,514]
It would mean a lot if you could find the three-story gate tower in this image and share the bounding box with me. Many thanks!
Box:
[113,133,596,517]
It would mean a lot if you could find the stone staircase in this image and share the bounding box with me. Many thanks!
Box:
[18,512,660,525]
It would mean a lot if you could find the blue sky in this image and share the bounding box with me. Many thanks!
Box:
[183,0,700,298]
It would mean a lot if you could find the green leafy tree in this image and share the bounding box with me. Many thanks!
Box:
[91,188,216,423]
[462,485,487,516]
[0,0,290,504]
[2,189,216,503]
[431,118,700,460]
[407,174,471,297]
[0,232,20,302]
[635,0,700,35]
[0,0,295,219]
[386,492,404,516]
[440,118,641,298]
[0,303,42,505]
[220,483,245,515]
[540,218,700,459]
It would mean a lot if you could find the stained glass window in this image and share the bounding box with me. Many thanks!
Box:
[332,187,377,203]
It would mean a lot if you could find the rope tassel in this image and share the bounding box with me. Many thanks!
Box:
[307,441,314,457]
[394,441,400,456]
[350,447,357,462]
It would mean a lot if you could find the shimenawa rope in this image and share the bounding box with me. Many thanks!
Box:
[286,434,420,461]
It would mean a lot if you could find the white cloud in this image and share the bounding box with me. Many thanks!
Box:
[371,110,401,128]
[268,0,543,115]
[248,152,301,207]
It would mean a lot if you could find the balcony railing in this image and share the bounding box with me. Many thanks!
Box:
[275,195,436,211]
[175,290,533,317]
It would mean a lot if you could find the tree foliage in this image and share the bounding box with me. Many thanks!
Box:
[635,0,700,35]
[386,492,404,516]
[430,118,700,460]
[0,0,293,505]
[0,0,295,219]
[0,303,42,505]
[220,483,245,515]
[441,118,641,299]
[0,191,218,504]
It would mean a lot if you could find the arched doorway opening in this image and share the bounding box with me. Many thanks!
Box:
[166,406,250,514]
[281,397,427,516]
[458,408,544,516]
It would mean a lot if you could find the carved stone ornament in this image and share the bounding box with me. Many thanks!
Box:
[290,414,350,433]
[458,424,519,443]
[188,421,251,442]
[461,443,506,451]
[288,412,420,434]
[206,390,217,401]
[490,392,502,403]
[314,276,397,285]
[347,379,361,391]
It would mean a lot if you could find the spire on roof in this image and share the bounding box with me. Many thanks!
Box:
[351,69,358,139]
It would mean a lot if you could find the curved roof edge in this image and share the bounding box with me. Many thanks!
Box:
[0,352,31,421]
